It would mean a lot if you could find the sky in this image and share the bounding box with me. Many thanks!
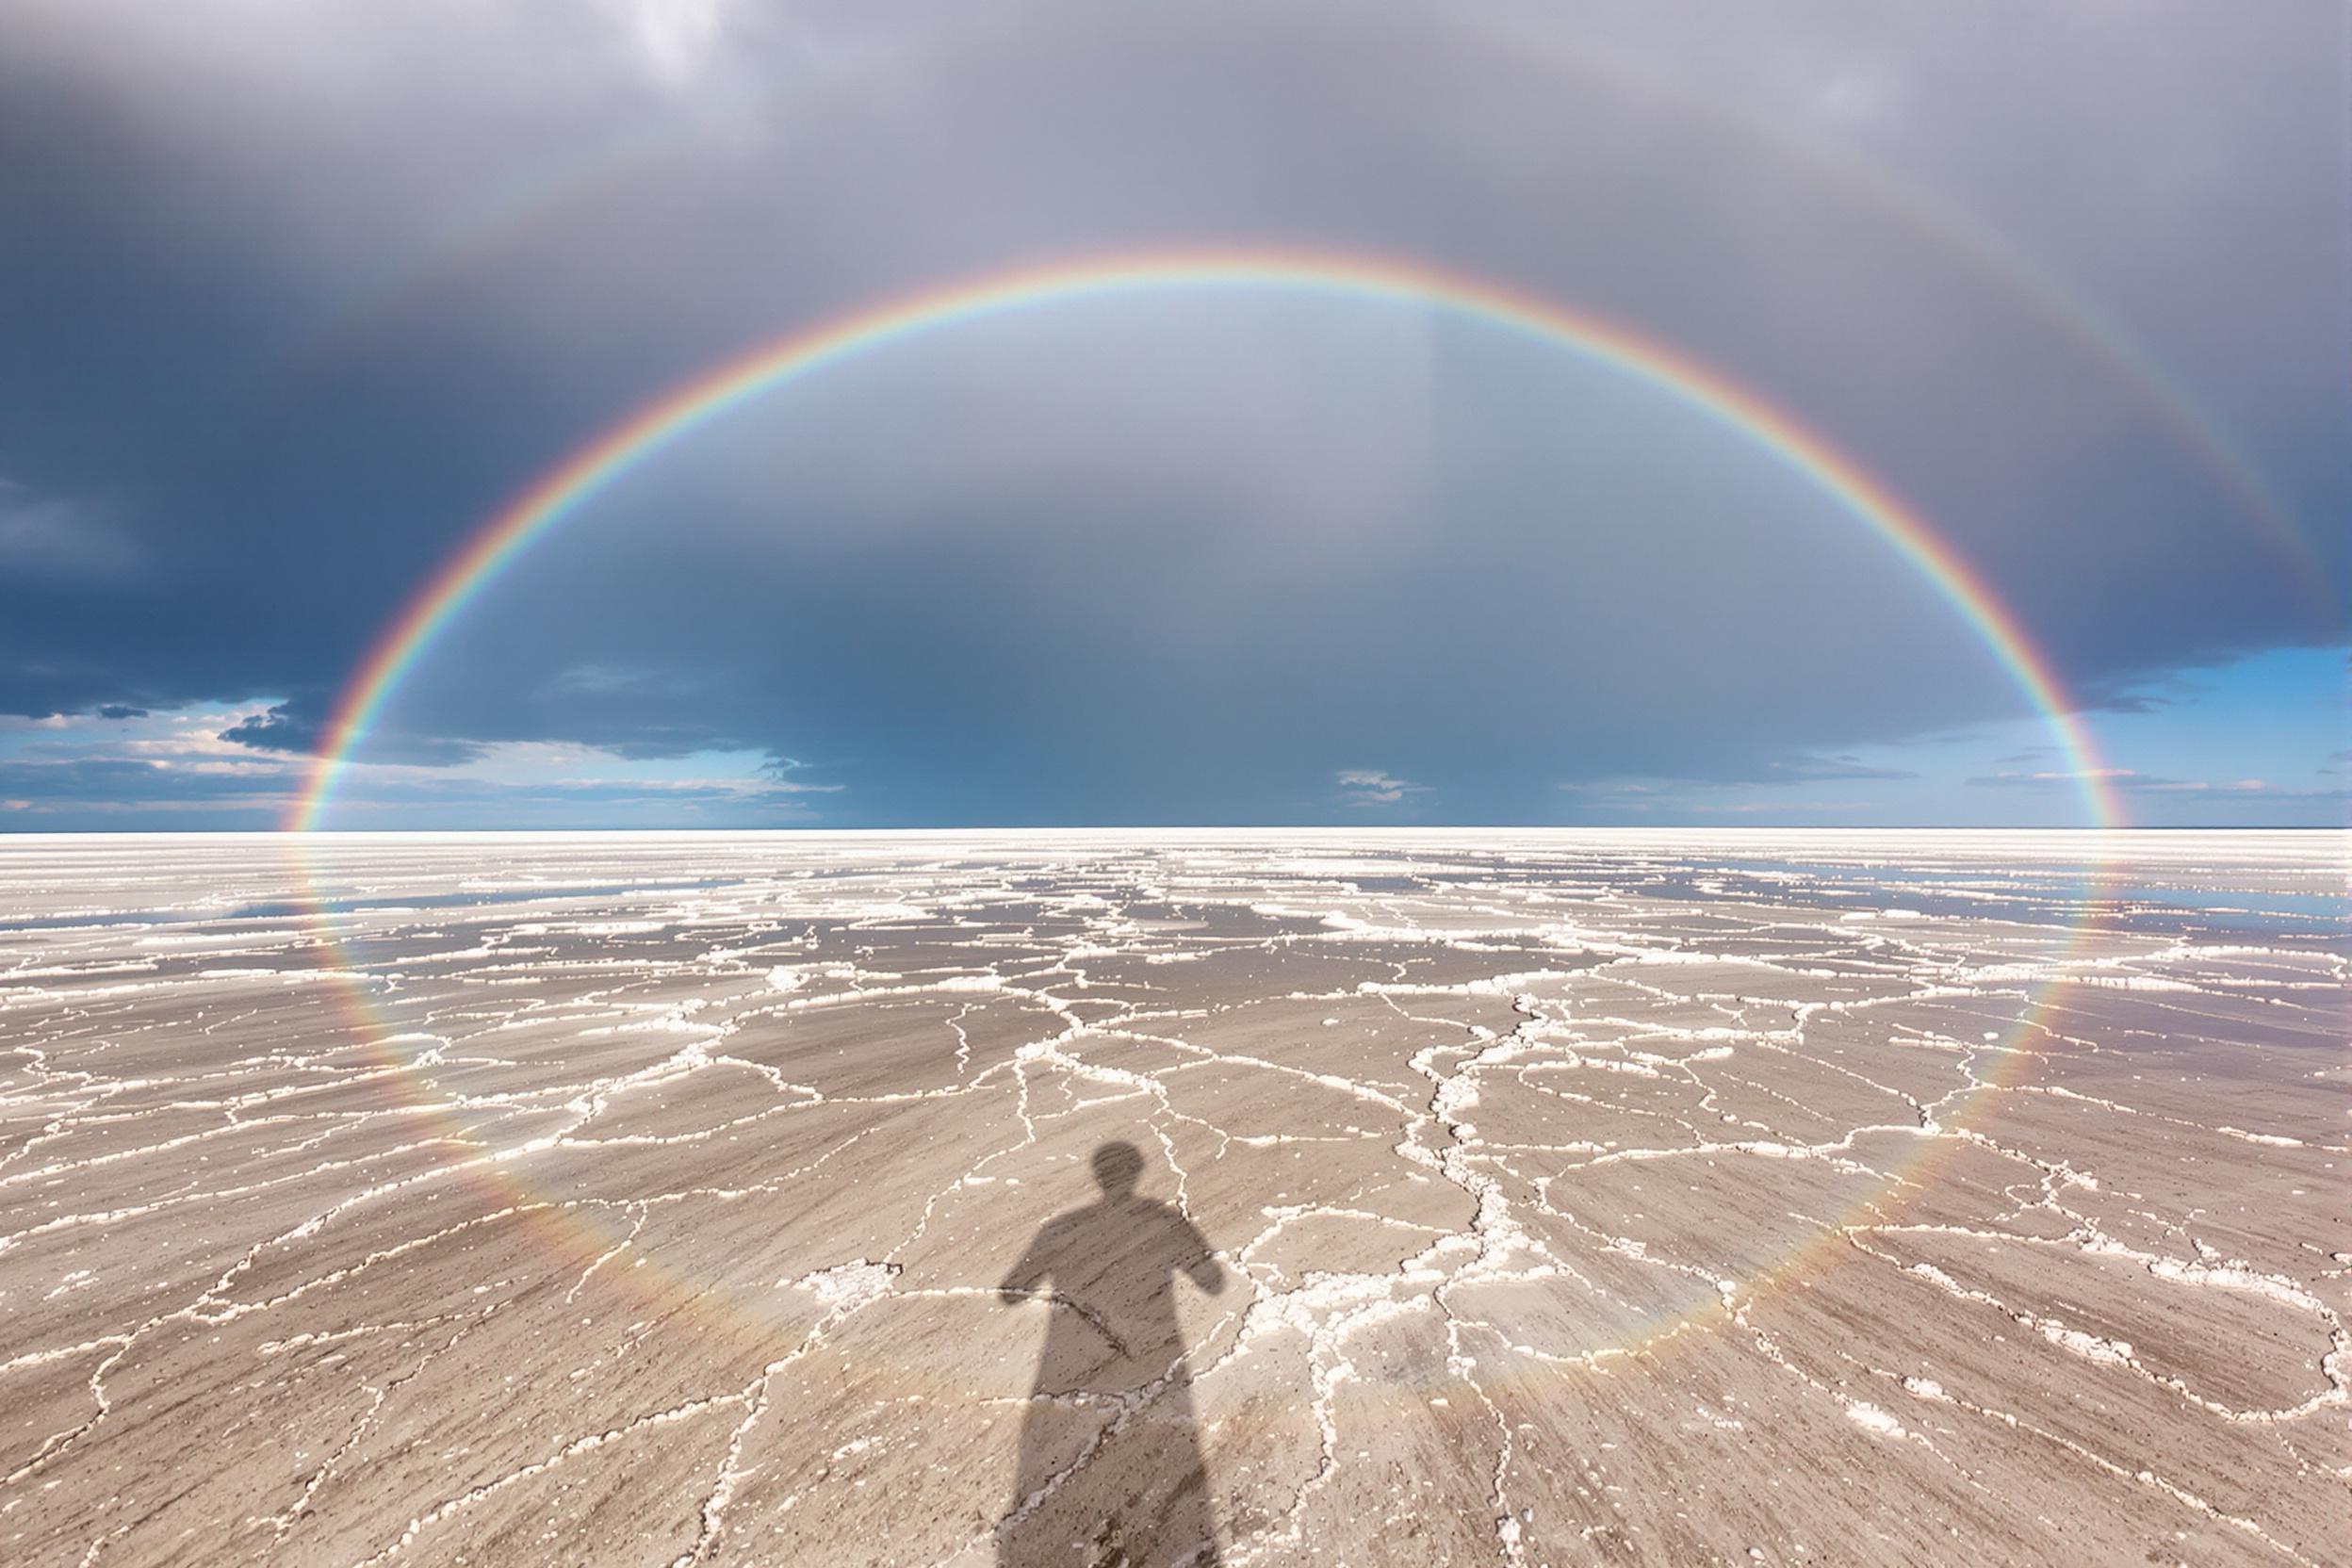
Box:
[2,0,2345,829]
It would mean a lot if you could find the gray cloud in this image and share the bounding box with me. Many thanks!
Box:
[2,2,2342,823]
[216,696,485,765]
[215,701,323,755]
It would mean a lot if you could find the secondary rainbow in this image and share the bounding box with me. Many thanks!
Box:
[290,247,2124,832]
[265,13,2327,620]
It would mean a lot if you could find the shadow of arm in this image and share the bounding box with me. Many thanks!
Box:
[1176,1212,1226,1295]
[999,1228,1052,1304]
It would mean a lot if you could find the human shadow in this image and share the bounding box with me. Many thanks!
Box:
[996,1141,1226,1567]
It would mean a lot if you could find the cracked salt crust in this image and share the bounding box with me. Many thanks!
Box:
[0,829,2342,1565]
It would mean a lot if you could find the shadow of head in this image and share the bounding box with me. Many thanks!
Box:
[1091,1140,1146,1200]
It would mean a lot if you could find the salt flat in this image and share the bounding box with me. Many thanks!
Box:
[0,830,2344,1567]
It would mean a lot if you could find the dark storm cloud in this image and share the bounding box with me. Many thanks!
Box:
[215,701,323,755]
[213,695,483,764]
[4,1,2344,821]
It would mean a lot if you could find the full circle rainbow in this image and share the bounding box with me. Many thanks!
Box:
[291,247,2124,833]
[281,247,2128,1397]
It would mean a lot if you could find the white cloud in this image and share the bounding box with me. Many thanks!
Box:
[596,0,741,88]
[1335,768,1429,808]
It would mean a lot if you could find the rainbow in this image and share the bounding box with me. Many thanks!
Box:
[290,247,2126,832]
[257,11,2328,622]
[271,250,2132,1384]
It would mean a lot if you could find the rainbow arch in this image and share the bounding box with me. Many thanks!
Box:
[290,247,2122,832]
[281,253,2129,1378]
[261,8,2328,624]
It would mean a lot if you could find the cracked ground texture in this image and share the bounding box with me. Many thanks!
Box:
[0,829,2343,1567]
